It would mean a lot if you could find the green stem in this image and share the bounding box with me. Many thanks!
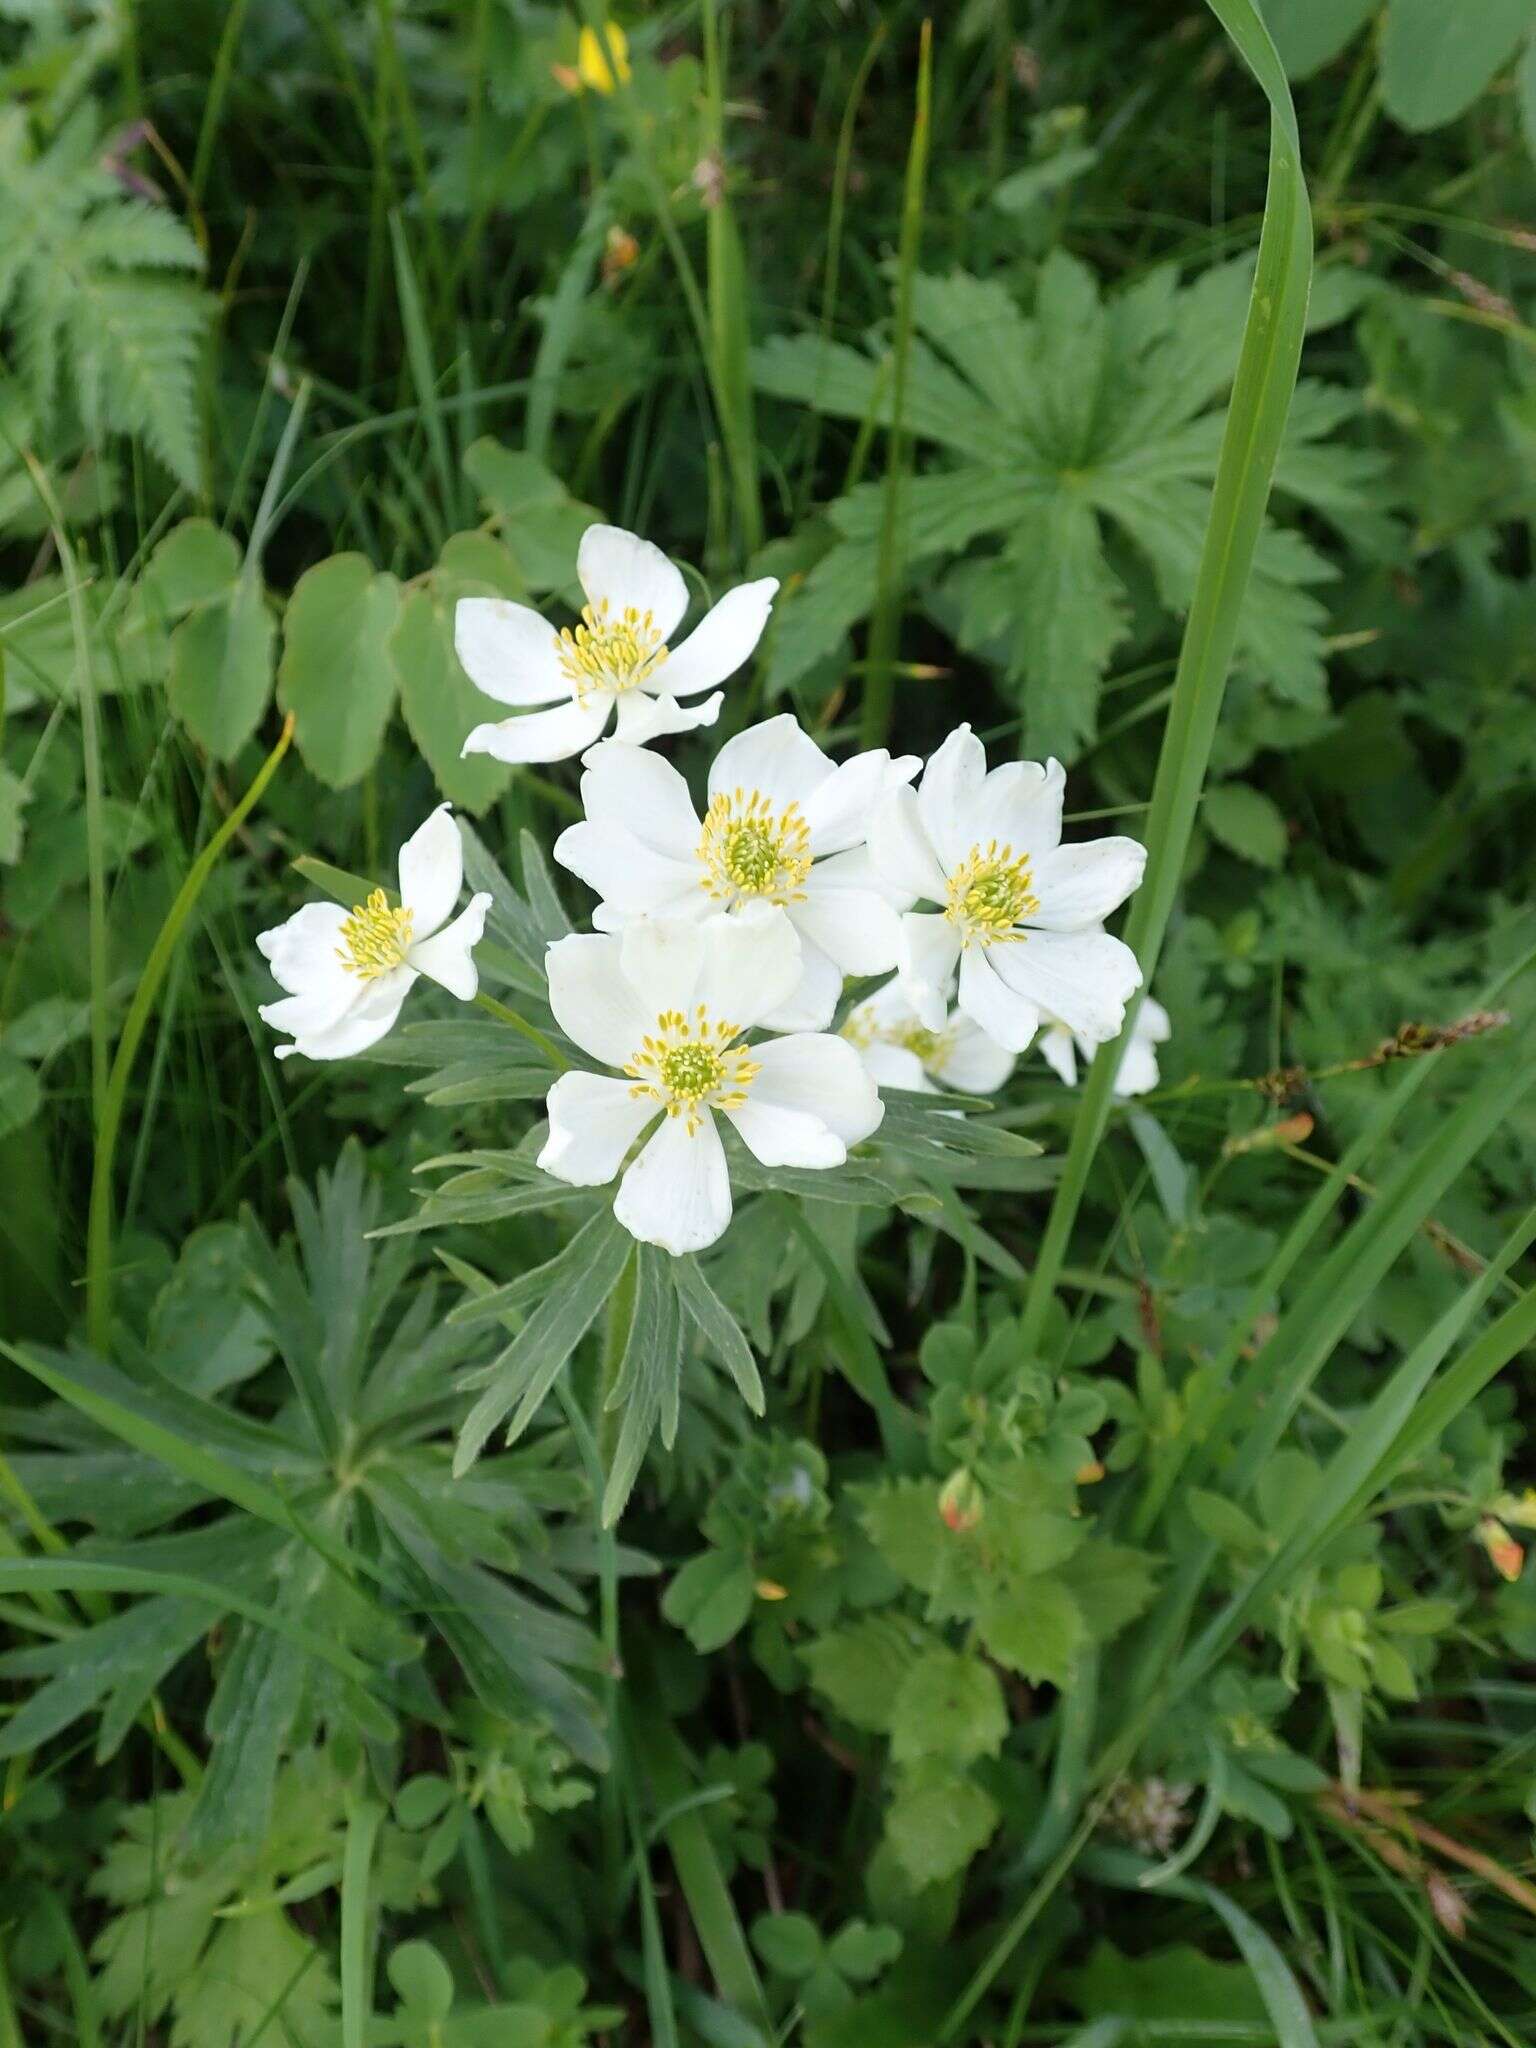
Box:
[474,993,569,1071]
[86,717,296,1353]
[860,18,932,749]
[1017,0,1312,1358]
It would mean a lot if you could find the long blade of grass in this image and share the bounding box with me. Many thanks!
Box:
[859,18,932,749]
[1018,0,1312,1354]
[85,715,295,1351]
[340,1799,385,2048]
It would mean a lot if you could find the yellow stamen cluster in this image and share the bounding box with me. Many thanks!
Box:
[337,890,414,980]
[626,1006,759,1135]
[945,840,1038,943]
[843,1007,953,1073]
[698,788,813,906]
[554,599,667,699]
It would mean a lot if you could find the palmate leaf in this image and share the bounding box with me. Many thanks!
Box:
[752,251,1384,756]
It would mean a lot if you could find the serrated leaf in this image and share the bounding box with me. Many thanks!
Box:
[978,1576,1085,1685]
[885,1763,999,1887]
[888,1647,1007,1765]
[277,554,402,788]
[801,1616,927,1733]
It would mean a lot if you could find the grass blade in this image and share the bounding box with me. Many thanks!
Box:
[1018,0,1313,1352]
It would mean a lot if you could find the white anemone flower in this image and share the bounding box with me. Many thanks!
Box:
[552,715,920,1029]
[456,524,778,764]
[843,978,1015,1097]
[867,724,1146,1056]
[1039,995,1171,1099]
[539,904,883,1255]
[257,806,491,1061]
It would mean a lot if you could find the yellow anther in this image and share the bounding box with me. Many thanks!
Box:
[337,890,414,980]
[554,599,668,699]
[698,788,812,906]
[625,1005,760,1135]
[945,840,1038,942]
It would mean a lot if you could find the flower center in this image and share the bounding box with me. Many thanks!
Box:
[554,599,668,698]
[626,1006,760,1135]
[946,841,1038,943]
[698,789,813,906]
[897,1022,949,1064]
[337,889,414,980]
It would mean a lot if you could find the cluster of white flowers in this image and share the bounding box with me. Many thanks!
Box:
[257,526,1163,1254]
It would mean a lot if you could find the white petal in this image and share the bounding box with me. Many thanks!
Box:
[408,892,490,1000]
[1113,1035,1161,1098]
[615,1110,733,1255]
[747,1032,884,1146]
[463,695,612,764]
[991,928,1142,1044]
[868,786,946,906]
[609,687,723,746]
[545,932,651,1068]
[958,944,1040,1054]
[1138,995,1172,1045]
[1038,1022,1079,1088]
[851,976,921,1036]
[756,932,842,1033]
[896,912,961,1030]
[1030,837,1147,931]
[724,1099,845,1169]
[539,1072,658,1186]
[265,968,415,1061]
[706,713,831,809]
[801,747,921,856]
[256,902,351,1000]
[453,598,570,706]
[935,1019,1016,1094]
[794,879,902,978]
[695,903,802,1030]
[916,724,989,870]
[857,1039,935,1093]
[578,525,690,642]
[656,580,778,698]
[977,757,1066,860]
[553,819,701,920]
[619,916,707,1019]
[396,804,463,937]
[578,742,701,857]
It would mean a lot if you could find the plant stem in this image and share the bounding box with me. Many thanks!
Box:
[86,717,296,1353]
[860,18,932,749]
[1017,0,1312,1359]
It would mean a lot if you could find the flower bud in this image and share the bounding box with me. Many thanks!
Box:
[938,1468,984,1533]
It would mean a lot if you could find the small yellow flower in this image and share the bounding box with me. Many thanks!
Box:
[564,21,630,94]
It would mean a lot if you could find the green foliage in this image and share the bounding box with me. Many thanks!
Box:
[4,2,1536,2045]
[752,255,1384,756]
[0,106,211,485]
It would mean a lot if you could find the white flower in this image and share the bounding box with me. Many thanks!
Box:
[868,724,1146,1056]
[552,715,919,1029]
[539,905,883,1255]
[257,806,491,1061]
[456,524,778,764]
[843,978,1015,1097]
[1039,995,1171,1099]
